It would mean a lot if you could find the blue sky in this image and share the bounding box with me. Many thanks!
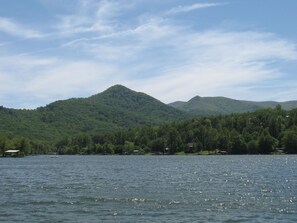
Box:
[0,0,297,109]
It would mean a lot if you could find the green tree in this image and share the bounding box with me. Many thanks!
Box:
[149,138,166,154]
[217,129,231,151]
[282,130,297,154]
[71,134,91,149]
[13,136,29,156]
[258,130,277,154]
[269,115,284,139]
[123,141,135,154]
[247,140,259,154]
[166,128,182,154]
[97,143,115,154]
[55,137,70,149]
[229,130,247,154]
[0,135,7,156]
[195,126,218,151]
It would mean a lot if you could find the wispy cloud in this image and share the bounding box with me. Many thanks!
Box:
[54,0,133,36]
[0,17,44,38]
[0,55,120,108]
[1,0,297,108]
[29,27,297,106]
[166,2,226,15]
[117,29,297,102]
[55,11,113,36]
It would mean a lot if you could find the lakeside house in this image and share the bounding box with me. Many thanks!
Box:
[216,150,228,155]
[4,150,21,157]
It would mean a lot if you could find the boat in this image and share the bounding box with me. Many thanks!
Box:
[50,155,59,158]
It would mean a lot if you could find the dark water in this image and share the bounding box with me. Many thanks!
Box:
[0,155,296,223]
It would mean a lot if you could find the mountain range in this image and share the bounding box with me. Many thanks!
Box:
[1,84,297,143]
[169,96,297,116]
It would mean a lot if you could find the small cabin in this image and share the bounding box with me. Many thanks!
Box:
[5,150,21,157]
[217,150,228,155]
[133,150,140,155]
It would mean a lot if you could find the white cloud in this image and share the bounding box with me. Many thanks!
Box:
[2,26,296,108]
[1,0,297,108]
[186,31,297,62]
[24,61,115,96]
[54,0,132,36]
[0,17,44,38]
[55,14,112,35]
[95,0,122,20]
[60,25,297,104]
[0,55,122,108]
[122,29,297,102]
[166,2,226,15]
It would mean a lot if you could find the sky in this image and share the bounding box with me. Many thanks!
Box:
[0,0,297,109]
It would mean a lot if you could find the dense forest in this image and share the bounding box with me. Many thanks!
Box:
[1,106,297,156]
[0,85,190,143]
[2,85,297,145]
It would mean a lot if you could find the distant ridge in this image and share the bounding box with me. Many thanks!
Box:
[168,96,297,116]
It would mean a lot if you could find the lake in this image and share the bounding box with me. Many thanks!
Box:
[0,155,296,222]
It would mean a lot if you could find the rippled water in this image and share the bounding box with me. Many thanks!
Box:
[0,155,296,222]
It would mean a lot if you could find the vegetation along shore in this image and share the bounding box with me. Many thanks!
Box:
[1,86,297,156]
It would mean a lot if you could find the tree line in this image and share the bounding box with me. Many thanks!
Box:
[1,106,297,156]
[0,135,50,157]
[53,106,297,155]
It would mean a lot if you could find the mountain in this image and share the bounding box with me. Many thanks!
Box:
[0,85,190,143]
[169,96,297,116]
[2,85,297,144]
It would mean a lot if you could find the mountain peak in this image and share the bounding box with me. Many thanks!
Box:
[88,84,134,100]
[188,96,202,102]
[105,84,131,92]
[100,84,138,98]
[99,84,137,97]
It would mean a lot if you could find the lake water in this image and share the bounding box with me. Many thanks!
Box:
[0,155,296,223]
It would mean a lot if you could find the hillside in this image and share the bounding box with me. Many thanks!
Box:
[0,85,190,143]
[2,85,297,144]
[169,96,297,116]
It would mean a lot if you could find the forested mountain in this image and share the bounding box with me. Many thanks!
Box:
[169,96,297,116]
[2,84,297,155]
[0,85,190,143]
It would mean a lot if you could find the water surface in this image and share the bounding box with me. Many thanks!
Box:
[1,155,296,222]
